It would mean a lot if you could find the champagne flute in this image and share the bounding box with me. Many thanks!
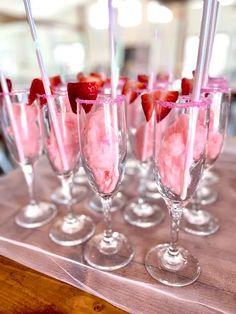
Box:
[77,94,134,270]
[124,92,165,227]
[145,96,210,286]
[0,90,57,228]
[181,87,230,235]
[40,92,95,246]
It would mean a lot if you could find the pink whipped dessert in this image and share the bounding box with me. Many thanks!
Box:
[134,120,154,162]
[158,113,206,195]
[8,104,41,161]
[198,108,223,162]
[83,107,119,194]
[46,111,79,173]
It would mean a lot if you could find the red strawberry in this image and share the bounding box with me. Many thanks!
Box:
[28,78,46,106]
[141,90,178,122]
[0,78,12,93]
[156,91,178,122]
[122,80,146,104]
[90,72,103,79]
[67,81,98,114]
[181,78,193,95]
[28,76,62,106]
[77,73,104,88]
[137,74,149,84]
[49,75,62,87]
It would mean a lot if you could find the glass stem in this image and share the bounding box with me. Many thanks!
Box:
[138,162,150,196]
[168,203,182,256]
[22,164,36,206]
[101,196,113,243]
[60,174,75,219]
[192,186,202,212]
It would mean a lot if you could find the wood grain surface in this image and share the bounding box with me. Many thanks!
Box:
[0,256,128,314]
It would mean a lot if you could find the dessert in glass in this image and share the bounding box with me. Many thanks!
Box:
[77,94,134,271]
[40,91,95,246]
[181,87,230,235]
[0,90,57,228]
[124,89,179,227]
[145,96,210,286]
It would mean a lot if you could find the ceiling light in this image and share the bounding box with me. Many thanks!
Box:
[147,1,173,24]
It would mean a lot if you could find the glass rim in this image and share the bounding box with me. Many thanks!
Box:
[37,91,67,100]
[156,96,211,108]
[76,94,125,106]
[201,86,231,94]
[0,89,29,96]
[208,77,228,82]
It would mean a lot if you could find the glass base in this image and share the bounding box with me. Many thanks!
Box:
[124,197,165,228]
[181,208,219,236]
[145,243,201,287]
[86,192,126,213]
[125,159,139,176]
[203,170,219,185]
[73,173,88,185]
[15,202,57,229]
[145,179,161,199]
[49,214,95,246]
[51,185,88,205]
[84,232,134,271]
[199,187,218,205]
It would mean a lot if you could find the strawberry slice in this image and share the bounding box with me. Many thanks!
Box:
[49,75,62,87]
[90,72,103,80]
[181,78,193,95]
[77,73,104,88]
[141,90,178,122]
[122,80,146,104]
[67,81,98,114]
[28,78,46,106]
[28,76,62,106]
[137,74,149,84]
[0,78,12,93]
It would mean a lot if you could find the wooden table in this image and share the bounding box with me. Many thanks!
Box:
[0,256,128,314]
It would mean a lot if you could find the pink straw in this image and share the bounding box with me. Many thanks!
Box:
[108,0,119,98]
[181,0,215,199]
[202,0,219,87]
[23,0,68,171]
[0,72,25,164]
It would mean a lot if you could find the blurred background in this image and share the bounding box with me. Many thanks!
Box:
[0,0,235,83]
[0,0,236,172]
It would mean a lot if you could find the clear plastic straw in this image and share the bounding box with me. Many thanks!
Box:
[0,72,25,164]
[202,0,219,87]
[108,0,119,99]
[181,0,214,199]
[23,0,68,171]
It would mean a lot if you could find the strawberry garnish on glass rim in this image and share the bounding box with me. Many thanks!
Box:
[49,75,62,88]
[77,72,104,88]
[122,80,146,104]
[137,74,149,84]
[141,90,179,122]
[181,78,193,96]
[0,78,12,93]
[67,81,99,114]
[28,76,62,106]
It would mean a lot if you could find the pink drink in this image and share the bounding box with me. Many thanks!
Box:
[7,104,41,164]
[201,88,229,166]
[46,111,79,174]
[158,113,206,195]
[134,120,154,162]
[83,107,119,194]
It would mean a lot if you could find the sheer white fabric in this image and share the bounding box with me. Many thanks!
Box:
[0,142,235,314]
